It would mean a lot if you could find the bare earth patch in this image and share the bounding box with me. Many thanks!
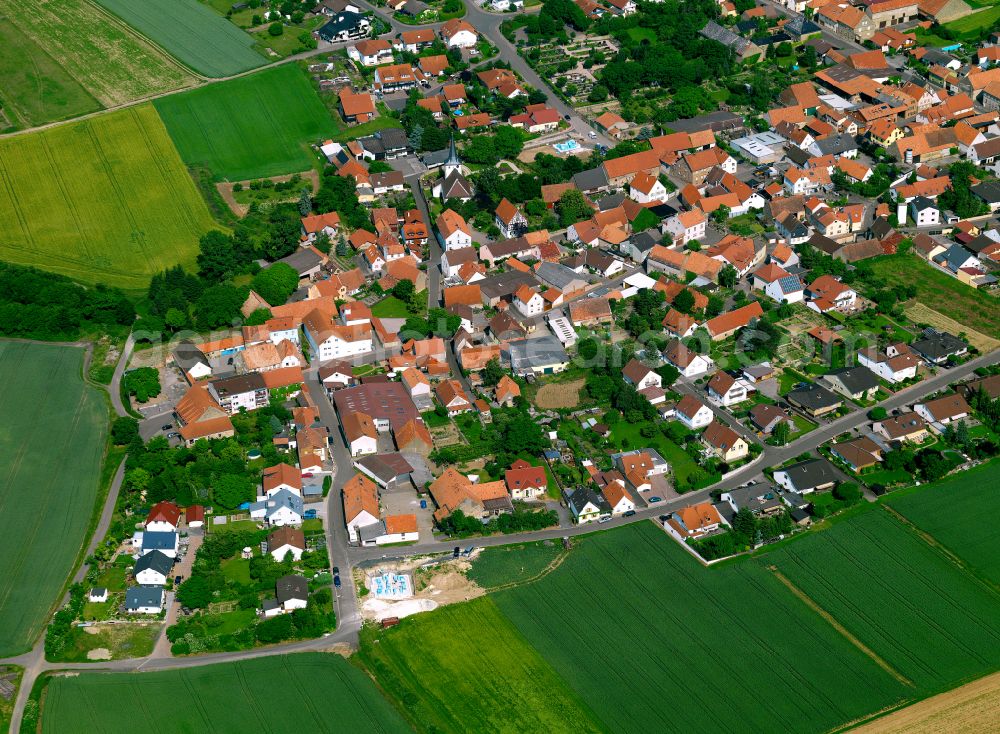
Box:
[357,556,485,622]
[86,647,111,660]
[853,670,1000,733]
[905,303,999,354]
[534,378,584,409]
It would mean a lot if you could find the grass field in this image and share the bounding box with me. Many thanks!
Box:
[359,597,606,734]
[2,0,194,111]
[492,523,909,733]
[154,65,337,181]
[888,461,1000,586]
[0,12,100,129]
[93,0,267,77]
[467,541,564,589]
[943,4,1000,36]
[0,342,107,657]
[39,653,410,733]
[867,254,1000,340]
[763,507,1000,693]
[0,104,217,288]
[903,302,999,353]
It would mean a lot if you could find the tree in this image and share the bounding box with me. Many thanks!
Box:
[705,294,725,318]
[391,278,416,304]
[833,481,861,504]
[673,288,696,314]
[711,205,730,224]
[481,357,505,387]
[124,367,161,403]
[176,575,212,609]
[268,21,284,36]
[251,263,299,307]
[556,188,592,227]
[112,417,139,445]
[718,264,738,289]
[869,407,887,420]
[771,420,790,446]
[335,235,349,257]
[298,188,312,216]
[493,125,525,160]
[213,474,253,510]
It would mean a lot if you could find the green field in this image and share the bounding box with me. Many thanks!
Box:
[493,523,909,733]
[154,65,336,180]
[93,0,267,77]
[889,461,1000,586]
[467,541,564,589]
[1,0,193,112]
[0,342,107,657]
[40,653,410,733]
[0,12,100,129]
[866,254,1000,340]
[0,104,217,288]
[764,507,1000,693]
[359,597,606,733]
[944,4,1000,36]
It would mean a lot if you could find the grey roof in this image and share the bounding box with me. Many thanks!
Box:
[358,520,389,542]
[700,20,755,54]
[597,193,627,211]
[477,271,539,301]
[567,486,612,516]
[440,170,473,199]
[133,550,173,578]
[378,127,409,151]
[921,49,957,67]
[422,148,451,168]
[630,230,658,253]
[174,341,209,372]
[813,134,857,156]
[784,146,811,167]
[125,586,164,610]
[356,452,414,484]
[506,334,569,374]
[723,483,783,514]
[785,16,821,37]
[264,488,304,519]
[776,274,804,294]
[141,531,177,551]
[535,261,590,291]
[971,181,1000,204]
[212,372,267,397]
[571,167,609,193]
[667,111,743,134]
[777,458,839,491]
[909,195,937,213]
[787,382,842,411]
[936,244,975,273]
[317,11,367,39]
[277,247,325,276]
[825,365,880,394]
[261,598,280,613]
[275,575,309,604]
[911,329,966,362]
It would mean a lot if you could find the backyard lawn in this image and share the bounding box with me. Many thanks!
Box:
[608,420,716,490]
[372,293,427,318]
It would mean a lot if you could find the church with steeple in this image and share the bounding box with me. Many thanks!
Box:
[432,135,474,203]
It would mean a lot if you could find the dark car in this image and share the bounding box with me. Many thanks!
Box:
[453,546,460,558]
[563,113,571,120]
[649,496,663,503]
[624,510,636,518]
[174,575,183,585]
[161,423,173,431]
[333,575,342,588]
[332,566,340,575]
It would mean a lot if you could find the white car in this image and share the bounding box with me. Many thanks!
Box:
[588,131,597,139]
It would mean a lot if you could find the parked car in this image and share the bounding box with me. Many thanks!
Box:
[303,509,317,519]
[332,566,340,575]
[161,423,172,431]
[174,575,183,585]
[598,516,612,524]
[333,575,342,588]
[624,510,636,517]
[167,432,180,439]
[649,496,663,503]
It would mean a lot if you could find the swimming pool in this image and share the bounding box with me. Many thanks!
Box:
[553,139,580,153]
[370,572,412,598]
[454,109,465,116]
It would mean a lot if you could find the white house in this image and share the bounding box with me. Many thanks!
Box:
[438,210,473,250]
[268,527,306,562]
[88,588,108,603]
[250,488,303,527]
[751,263,804,304]
[303,310,373,362]
[513,285,545,317]
[275,575,309,612]
[663,209,707,246]
[629,172,668,204]
[440,18,478,48]
[144,501,180,533]
[140,531,178,559]
[707,371,752,407]
[622,358,662,390]
[567,487,612,524]
[676,395,714,430]
[773,458,838,495]
[909,196,939,227]
[347,39,393,66]
[604,483,636,516]
[665,341,715,378]
[125,586,164,615]
[133,550,172,586]
[914,394,970,426]
[857,344,918,383]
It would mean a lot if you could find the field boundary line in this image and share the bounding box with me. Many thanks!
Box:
[882,505,1000,596]
[484,548,570,592]
[768,566,914,688]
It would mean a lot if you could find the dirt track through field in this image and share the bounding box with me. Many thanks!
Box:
[768,567,912,688]
[852,670,1000,733]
